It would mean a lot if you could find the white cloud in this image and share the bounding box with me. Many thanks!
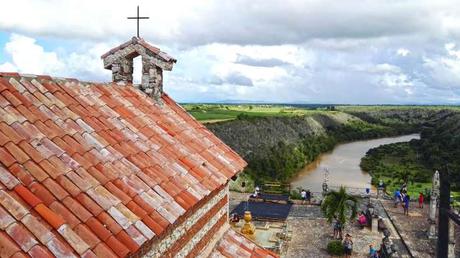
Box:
[1,1,460,104]
[421,43,460,91]
[397,48,410,57]
[0,34,110,81]
[4,34,63,74]
[0,0,458,46]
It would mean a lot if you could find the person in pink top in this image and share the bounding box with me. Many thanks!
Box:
[418,192,424,208]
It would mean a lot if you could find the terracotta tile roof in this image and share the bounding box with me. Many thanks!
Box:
[210,228,279,258]
[100,37,176,63]
[0,73,247,257]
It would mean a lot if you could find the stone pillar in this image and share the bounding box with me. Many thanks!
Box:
[455,222,460,258]
[112,58,133,83]
[141,57,163,101]
[449,216,456,258]
[428,170,440,239]
[372,216,378,232]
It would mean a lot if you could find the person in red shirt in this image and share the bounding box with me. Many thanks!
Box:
[418,192,424,208]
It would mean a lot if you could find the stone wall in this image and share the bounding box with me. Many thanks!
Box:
[102,38,175,101]
[140,184,229,258]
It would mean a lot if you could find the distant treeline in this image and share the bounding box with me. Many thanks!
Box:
[359,109,460,190]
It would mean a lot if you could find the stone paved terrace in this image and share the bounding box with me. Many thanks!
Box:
[230,192,416,258]
[284,203,404,258]
[380,199,436,257]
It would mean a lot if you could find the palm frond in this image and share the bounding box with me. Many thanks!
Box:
[321,186,358,225]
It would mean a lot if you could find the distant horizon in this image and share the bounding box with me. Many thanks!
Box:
[180,101,460,106]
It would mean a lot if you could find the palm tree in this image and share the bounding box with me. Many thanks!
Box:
[321,186,358,226]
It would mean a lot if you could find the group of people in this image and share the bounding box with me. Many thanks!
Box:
[393,183,425,216]
[300,189,311,204]
[331,216,354,257]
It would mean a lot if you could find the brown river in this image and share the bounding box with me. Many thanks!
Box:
[290,134,420,193]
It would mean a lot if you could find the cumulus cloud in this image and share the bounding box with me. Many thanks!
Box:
[1,1,460,104]
[3,34,63,74]
[0,33,110,81]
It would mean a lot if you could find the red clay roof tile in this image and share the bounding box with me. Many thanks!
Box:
[73,223,101,249]
[18,141,44,164]
[0,164,21,190]
[47,156,70,175]
[85,166,109,185]
[141,215,164,236]
[0,190,29,220]
[43,178,69,201]
[115,229,140,253]
[49,201,81,228]
[85,216,112,241]
[105,235,130,257]
[45,234,77,257]
[2,90,22,106]
[0,205,15,230]
[125,201,147,219]
[0,146,17,167]
[92,242,118,258]
[34,203,65,229]
[0,122,25,144]
[40,80,60,93]
[28,244,55,258]
[6,222,39,252]
[0,72,248,257]
[0,130,9,146]
[75,193,103,217]
[23,161,49,182]
[105,182,131,205]
[97,211,123,235]
[62,196,92,223]
[56,223,91,255]
[56,175,81,197]
[29,182,56,206]
[20,214,53,244]
[14,184,42,207]
[0,231,22,257]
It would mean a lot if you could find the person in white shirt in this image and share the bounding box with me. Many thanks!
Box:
[301,189,307,204]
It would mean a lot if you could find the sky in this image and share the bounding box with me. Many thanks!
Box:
[1,0,460,104]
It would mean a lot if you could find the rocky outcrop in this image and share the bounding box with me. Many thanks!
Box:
[206,112,359,159]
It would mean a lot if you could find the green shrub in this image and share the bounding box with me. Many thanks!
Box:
[327,240,344,256]
[290,187,303,200]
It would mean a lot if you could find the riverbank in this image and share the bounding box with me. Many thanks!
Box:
[290,134,419,192]
[187,106,456,192]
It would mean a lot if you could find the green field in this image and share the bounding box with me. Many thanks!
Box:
[183,104,335,122]
[183,104,460,123]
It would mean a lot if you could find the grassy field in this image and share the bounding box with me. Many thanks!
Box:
[183,104,460,123]
[183,104,335,122]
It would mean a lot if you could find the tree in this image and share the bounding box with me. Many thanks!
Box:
[321,186,358,226]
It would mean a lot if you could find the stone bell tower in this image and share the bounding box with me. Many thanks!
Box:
[101,37,176,101]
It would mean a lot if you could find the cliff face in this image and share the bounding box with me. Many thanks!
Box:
[204,108,457,184]
[206,112,359,159]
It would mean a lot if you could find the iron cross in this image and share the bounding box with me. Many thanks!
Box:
[127,5,149,38]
